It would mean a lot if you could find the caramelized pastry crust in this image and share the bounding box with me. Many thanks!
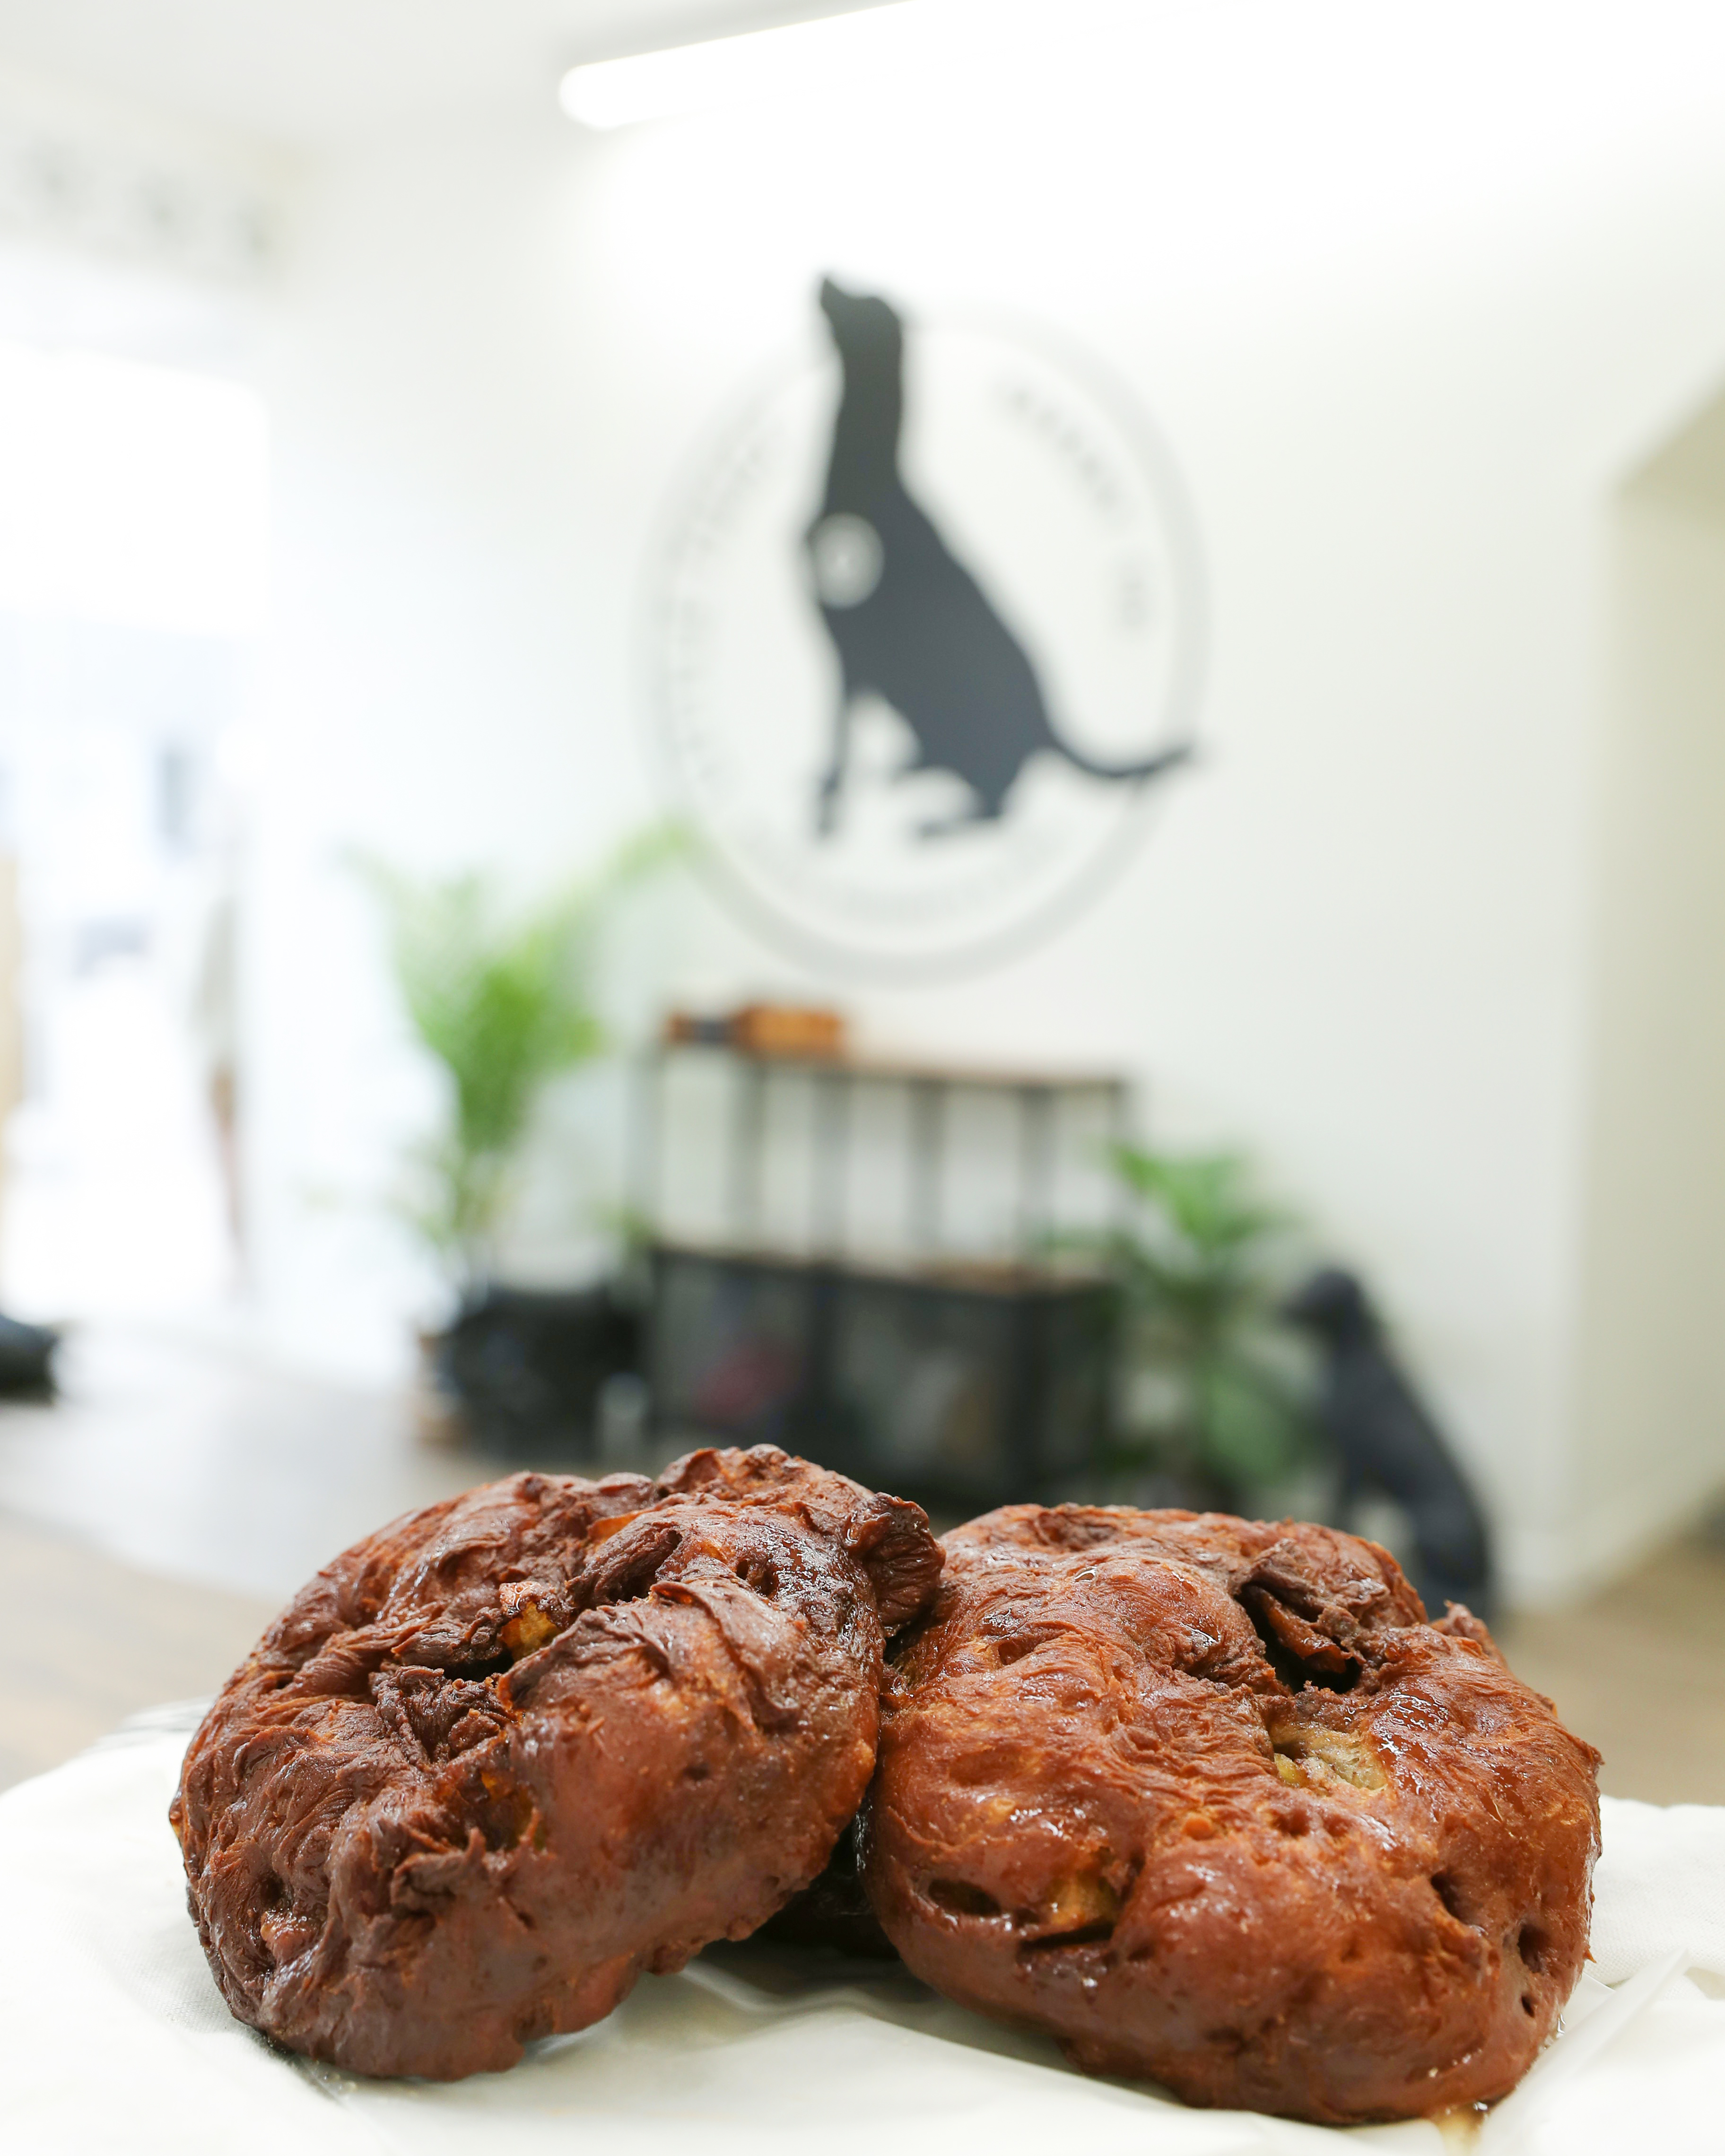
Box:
[171,1446,941,2079]
[866,1505,1599,2124]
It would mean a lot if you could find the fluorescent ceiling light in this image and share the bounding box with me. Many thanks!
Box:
[559,4,920,130]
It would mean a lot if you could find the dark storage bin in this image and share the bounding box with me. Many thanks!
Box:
[437,1283,640,1460]
[647,1243,1111,1513]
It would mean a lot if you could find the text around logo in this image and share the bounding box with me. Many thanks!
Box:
[646,281,1205,981]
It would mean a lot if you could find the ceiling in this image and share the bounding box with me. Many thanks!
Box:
[0,0,895,149]
[6,0,1725,255]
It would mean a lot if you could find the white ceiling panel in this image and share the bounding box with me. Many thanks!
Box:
[0,0,895,148]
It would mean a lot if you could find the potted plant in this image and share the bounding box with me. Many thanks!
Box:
[1088,1143,1318,1511]
[360,826,680,1452]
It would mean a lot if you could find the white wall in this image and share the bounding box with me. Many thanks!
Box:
[1570,402,1725,1581]
[242,0,1725,1600]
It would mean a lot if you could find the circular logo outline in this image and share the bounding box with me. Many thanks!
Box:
[639,299,1208,984]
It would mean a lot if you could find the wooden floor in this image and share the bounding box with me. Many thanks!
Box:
[0,1510,275,1790]
[1499,1533,1725,1806]
[1,1322,1723,1803]
[0,1321,488,1792]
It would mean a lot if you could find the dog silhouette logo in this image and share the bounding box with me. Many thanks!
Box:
[650,278,1204,980]
[806,280,1191,840]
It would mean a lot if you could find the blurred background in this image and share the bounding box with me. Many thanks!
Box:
[1,0,1724,1802]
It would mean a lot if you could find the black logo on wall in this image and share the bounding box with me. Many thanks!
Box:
[650,279,1204,979]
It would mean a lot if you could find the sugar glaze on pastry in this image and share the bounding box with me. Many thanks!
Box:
[866,1505,1600,2125]
[171,1447,941,2080]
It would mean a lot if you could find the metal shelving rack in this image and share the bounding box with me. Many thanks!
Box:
[634,1041,1129,1512]
[635,1041,1128,1263]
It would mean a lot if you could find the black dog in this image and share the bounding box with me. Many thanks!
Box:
[1282,1268,1495,1619]
[805,278,1191,837]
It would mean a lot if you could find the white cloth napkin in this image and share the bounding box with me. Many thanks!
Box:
[1587,1796,1725,1985]
[2,1707,1721,2156]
